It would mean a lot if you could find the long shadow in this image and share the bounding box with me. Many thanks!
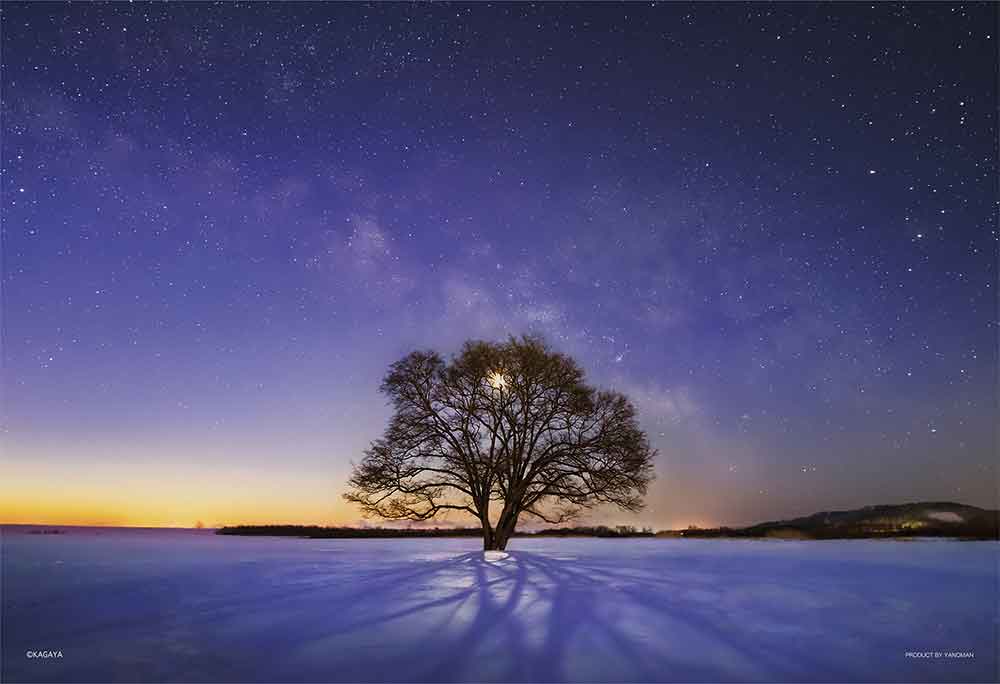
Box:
[314,548,776,682]
[5,551,487,645]
[415,553,531,682]
[5,551,501,683]
[10,543,992,683]
[518,550,896,682]
[513,551,761,683]
[505,549,995,683]
[182,549,861,682]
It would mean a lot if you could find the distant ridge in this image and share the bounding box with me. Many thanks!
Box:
[676,501,998,539]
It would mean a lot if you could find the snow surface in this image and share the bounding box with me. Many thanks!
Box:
[2,527,996,683]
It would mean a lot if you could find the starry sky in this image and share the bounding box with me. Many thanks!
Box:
[2,3,996,529]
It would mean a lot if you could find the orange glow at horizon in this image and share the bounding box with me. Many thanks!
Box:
[3,442,718,531]
[1,458,359,529]
[2,472,717,531]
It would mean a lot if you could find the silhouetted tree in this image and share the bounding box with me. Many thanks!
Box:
[345,336,656,550]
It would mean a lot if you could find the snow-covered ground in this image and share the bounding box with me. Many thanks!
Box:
[2,527,996,683]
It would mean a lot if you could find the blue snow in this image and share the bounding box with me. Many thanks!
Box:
[2,527,996,682]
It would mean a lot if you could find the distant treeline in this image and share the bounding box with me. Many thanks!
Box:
[217,503,998,541]
[217,524,656,539]
[533,525,655,538]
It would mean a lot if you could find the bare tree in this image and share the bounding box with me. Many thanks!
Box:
[345,336,656,551]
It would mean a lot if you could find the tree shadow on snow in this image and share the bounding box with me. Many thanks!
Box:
[236,548,864,683]
[27,545,989,683]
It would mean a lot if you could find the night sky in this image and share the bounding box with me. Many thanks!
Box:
[2,3,996,529]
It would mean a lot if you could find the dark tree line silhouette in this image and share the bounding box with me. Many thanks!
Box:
[217,524,657,539]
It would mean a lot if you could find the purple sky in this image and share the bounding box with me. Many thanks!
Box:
[2,3,996,528]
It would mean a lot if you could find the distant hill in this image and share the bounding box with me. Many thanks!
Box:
[678,502,998,540]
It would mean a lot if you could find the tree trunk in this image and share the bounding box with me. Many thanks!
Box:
[482,521,498,551]
[489,530,508,551]
[489,510,519,551]
[482,522,513,550]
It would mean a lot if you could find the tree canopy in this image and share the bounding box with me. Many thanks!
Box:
[345,336,656,550]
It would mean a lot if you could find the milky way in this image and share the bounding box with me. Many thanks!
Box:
[2,3,996,528]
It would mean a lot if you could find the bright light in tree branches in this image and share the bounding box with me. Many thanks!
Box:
[487,371,508,391]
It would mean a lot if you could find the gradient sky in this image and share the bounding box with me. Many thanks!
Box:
[2,2,996,529]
